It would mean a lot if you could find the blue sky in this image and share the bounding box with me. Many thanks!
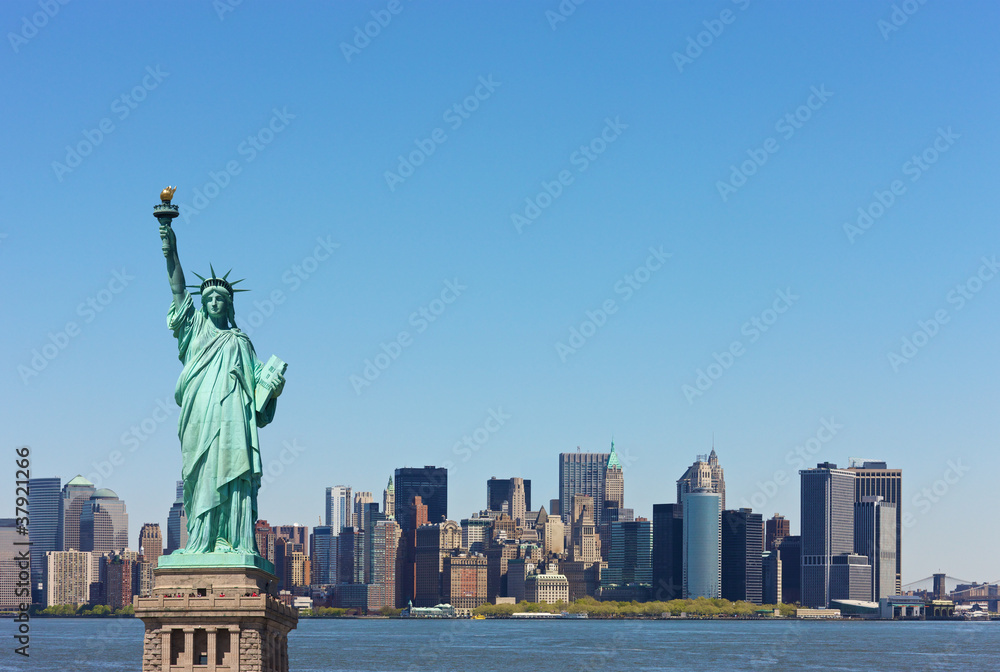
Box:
[3,1,998,585]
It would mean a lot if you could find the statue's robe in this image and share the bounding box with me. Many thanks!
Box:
[168,292,276,554]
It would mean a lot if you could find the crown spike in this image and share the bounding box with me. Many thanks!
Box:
[210,263,217,279]
[223,269,232,280]
[192,272,206,282]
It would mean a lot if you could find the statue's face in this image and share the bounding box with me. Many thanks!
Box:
[203,288,231,319]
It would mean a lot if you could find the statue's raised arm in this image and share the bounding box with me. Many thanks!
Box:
[160,224,186,306]
[157,186,185,308]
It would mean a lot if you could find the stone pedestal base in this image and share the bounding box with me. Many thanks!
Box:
[135,563,297,672]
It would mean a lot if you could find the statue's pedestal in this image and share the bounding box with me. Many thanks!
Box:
[134,561,297,672]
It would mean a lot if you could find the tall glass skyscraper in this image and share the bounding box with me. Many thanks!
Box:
[721,508,763,604]
[800,463,857,607]
[28,477,63,603]
[61,475,95,552]
[80,488,129,555]
[603,519,652,587]
[325,485,353,531]
[848,461,902,595]
[165,480,187,554]
[682,490,721,599]
[394,467,447,532]
[652,503,683,600]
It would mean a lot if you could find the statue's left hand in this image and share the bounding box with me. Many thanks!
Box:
[271,374,285,399]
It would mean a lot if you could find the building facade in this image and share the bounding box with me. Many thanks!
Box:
[602,519,652,589]
[61,475,95,553]
[682,490,721,599]
[652,503,684,601]
[847,461,902,595]
[676,449,726,510]
[326,485,353,532]
[44,549,93,607]
[138,523,163,566]
[854,496,897,601]
[558,451,611,526]
[165,480,187,555]
[28,477,63,602]
[800,463,862,607]
[721,508,763,604]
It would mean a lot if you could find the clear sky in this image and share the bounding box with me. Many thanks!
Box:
[3,1,998,585]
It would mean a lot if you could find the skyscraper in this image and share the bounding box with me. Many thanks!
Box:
[559,450,610,526]
[847,460,902,595]
[369,518,400,609]
[854,496,897,600]
[487,478,533,518]
[28,477,63,603]
[413,521,461,606]
[383,476,395,520]
[61,475,95,552]
[138,523,163,566]
[677,448,726,509]
[165,480,187,555]
[43,550,93,607]
[721,508,763,604]
[683,490,721,599]
[800,463,868,607]
[394,467,448,532]
[0,519,23,610]
[310,525,336,585]
[602,519,652,588]
[80,488,129,557]
[652,503,683,600]
[765,513,790,551]
[326,485,353,531]
[353,491,375,534]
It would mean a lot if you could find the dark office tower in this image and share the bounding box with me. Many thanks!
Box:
[765,514,790,552]
[599,506,634,562]
[652,503,684,600]
[776,535,801,604]
[413,521,461,606]
[602,519,652,588]
[721,509,763,604]
[395,467,448,532]
[337,527,360,585]
[61,475,95,552]
[847,460,902,595]
[677,448,726,509]
[559,451,611,526]
[800,463,857,607]
[310,525,336,585]
[138,523,163,565]
[486,478,532,518]
[27,477,62,603]
[854,496,897,600]
[549,499,560,518]
[397,495,428,607]
[362,502,384,583]
[165,480,187,555]
[933,573,947,600]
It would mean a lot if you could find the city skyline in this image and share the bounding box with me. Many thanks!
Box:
[3,1,998,587]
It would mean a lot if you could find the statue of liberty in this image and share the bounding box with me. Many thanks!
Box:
[157,188,285,559]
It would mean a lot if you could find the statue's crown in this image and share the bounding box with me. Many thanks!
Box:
[187,264,249,296]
